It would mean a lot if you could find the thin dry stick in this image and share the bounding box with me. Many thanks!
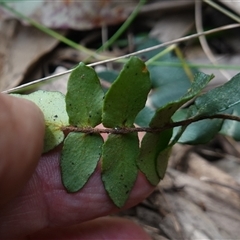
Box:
[195,0,230,80]
[3,23,240,94]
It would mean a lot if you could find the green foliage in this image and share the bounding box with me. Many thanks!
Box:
[102,56,151,128]
[220,104,240,141]
[61,132,103,192]
[137,129,172,185]
[66,63,104,127]
[135,37,199,108]
[150,72,214,128]
[12,57,240,208]
[173,109,224,144]
[137,72,213,183]
[12,90,68,153]
[157,147,172,179]
[102,133,139,208]
[172,72,240,144]
[179,118,224,144]
[191,72,240,117]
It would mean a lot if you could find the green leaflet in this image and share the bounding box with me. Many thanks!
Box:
[137,72,213,185]
[61,132,103,192]
[137,129,172,185]
[12,90,68,153]
[157,147,172,179]
[173,108,224,144]
[220,103,240,141]
[179,119,223,144]
[172,71,240,143]
[192,72,240,117]
[102,56,151,128]
[101,57,151,207]
[102,133,139,208]
[150,72,214,128]
[66,62,104,127]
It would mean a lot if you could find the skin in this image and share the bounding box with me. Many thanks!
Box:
[0,93,154,239]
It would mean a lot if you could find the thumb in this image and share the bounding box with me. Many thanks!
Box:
[0,93,45,207]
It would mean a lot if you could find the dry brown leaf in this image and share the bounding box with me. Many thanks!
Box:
[0,20,60,91]
[0,1,137,30]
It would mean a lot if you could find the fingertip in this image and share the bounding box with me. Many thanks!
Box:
[0,93,45,207]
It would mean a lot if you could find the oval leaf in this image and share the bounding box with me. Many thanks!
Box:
[137,129,172,186]
[66,62,104,127]
[137,72,213,185]
[102,56,151,127]
[193,72,240,117]
[101,133,139,208]
[61,132,103,192]
[173,107,224,144]
[12,90,68,153]
[178,119,223,144]
[150,72,214,128]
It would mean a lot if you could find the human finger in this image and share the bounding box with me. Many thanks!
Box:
[0,149,154,239]
[0,94,45,207]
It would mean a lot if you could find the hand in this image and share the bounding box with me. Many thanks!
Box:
[0,94,154,239]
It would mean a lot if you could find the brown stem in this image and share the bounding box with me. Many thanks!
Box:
[61,113,240,134]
